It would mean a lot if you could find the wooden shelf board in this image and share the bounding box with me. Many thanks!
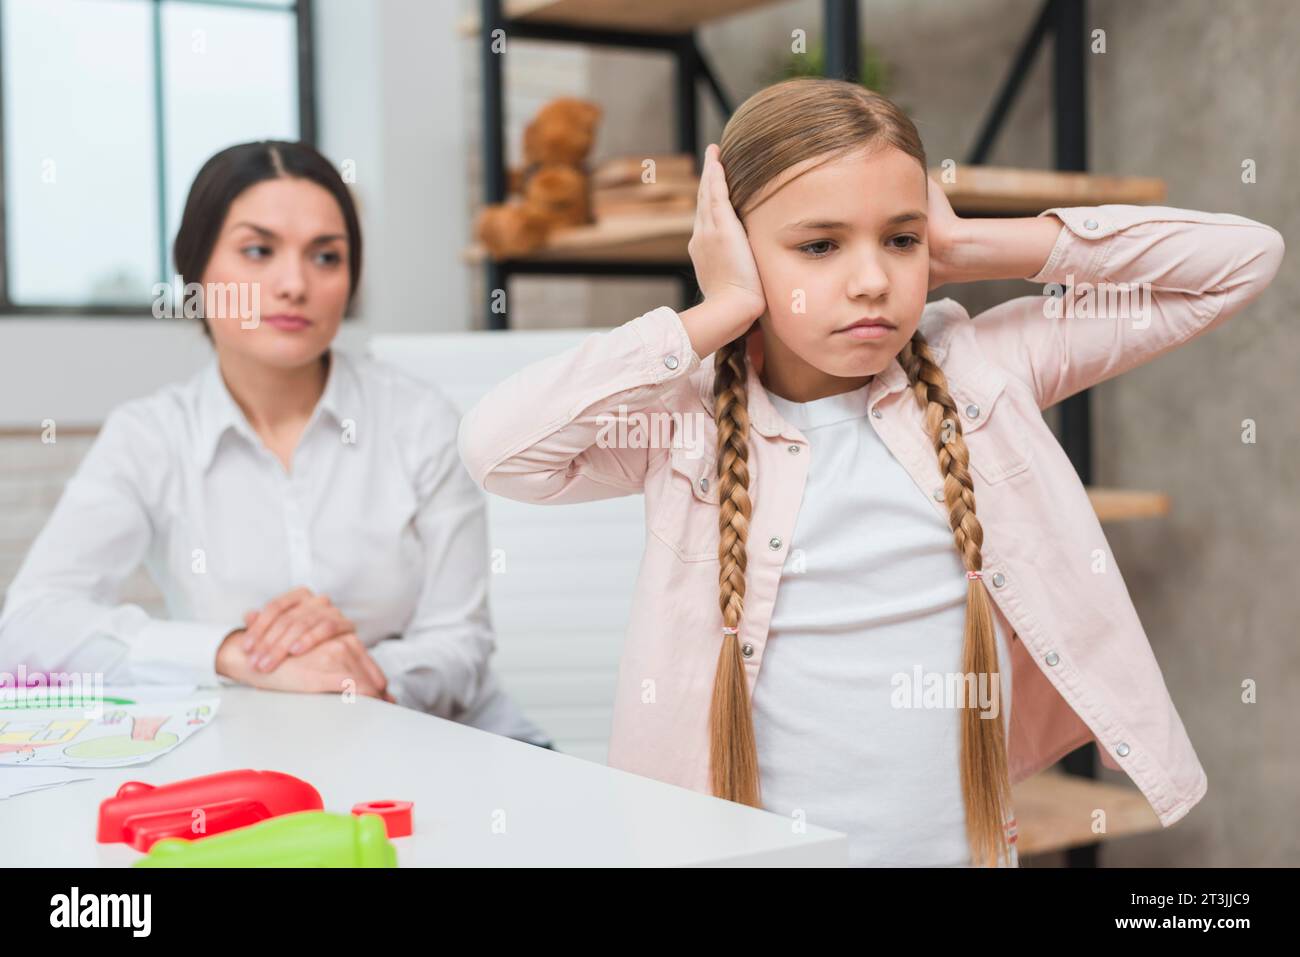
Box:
[1013,768,1163,856]
[939,165,1167,214]
[465,210,695,265]
[460,0,780,35]
[1088,487,1171,523]
[468,166,1167,265]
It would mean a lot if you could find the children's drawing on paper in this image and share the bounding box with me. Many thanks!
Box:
[0,699,219,768]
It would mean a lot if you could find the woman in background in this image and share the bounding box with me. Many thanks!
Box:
[0,140,552,748]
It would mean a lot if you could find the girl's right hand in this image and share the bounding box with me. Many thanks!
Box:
[684,144,766,347]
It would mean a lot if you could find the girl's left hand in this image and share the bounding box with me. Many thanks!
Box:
[925,175,965,291]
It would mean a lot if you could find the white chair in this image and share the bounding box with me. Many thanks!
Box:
[368,331,646,764]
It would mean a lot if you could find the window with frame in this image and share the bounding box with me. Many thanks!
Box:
[0,0,313,314]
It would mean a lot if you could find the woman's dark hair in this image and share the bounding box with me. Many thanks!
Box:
[172,140,363,339]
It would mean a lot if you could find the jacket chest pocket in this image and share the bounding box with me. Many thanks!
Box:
[947,364,1029,485]
[649,447,721,562]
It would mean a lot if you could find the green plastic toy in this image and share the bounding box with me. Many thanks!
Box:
[134,810,397,868]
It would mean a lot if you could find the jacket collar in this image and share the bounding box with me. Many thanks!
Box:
[194,349,349,472]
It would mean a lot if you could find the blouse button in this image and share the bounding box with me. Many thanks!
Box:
[741,643,754,658]
[871,407,882,419]
[787,444,800,454]
[1116,743,1131,758]
[1084,218,1099,230]
[768,537,782,550]
[698,477,709,493]
[933,487,944,501]
[1044,651,1060,666]
[663,355,679,370]
[965,403,980,419]
[991,572,1006,588]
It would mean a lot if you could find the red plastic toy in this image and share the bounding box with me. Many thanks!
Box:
[98,769,324,851]
[351,800,414,838]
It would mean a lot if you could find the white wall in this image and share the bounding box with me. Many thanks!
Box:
[315,0,470,336]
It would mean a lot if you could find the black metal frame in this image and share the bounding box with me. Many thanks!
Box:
[480,0,1100,858]
[475,0,919,329]
[824,0,860,81]
[478,0,744,330]
[0,0,316,318]
[479,1,888,331]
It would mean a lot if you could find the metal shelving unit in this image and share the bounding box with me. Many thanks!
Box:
[471,0,1165,866]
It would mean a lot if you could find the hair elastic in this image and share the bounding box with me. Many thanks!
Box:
[721,626,739,636]
[966,570,983,580]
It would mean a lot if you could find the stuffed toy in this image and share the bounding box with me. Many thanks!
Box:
[474,97,602,259]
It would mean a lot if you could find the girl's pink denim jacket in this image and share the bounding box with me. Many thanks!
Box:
[458,204,1284,828]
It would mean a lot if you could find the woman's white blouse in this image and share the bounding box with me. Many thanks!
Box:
[0,349,548,744]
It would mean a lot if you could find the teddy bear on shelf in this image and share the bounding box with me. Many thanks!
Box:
[474,97,602,260]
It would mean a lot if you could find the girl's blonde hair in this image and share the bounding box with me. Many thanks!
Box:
[709,76,1013,868]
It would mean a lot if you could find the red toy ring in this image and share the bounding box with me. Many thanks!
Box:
[351,800,413,838]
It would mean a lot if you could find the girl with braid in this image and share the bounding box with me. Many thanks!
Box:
[459,78,1284,866]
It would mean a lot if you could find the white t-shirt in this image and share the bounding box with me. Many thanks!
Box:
[752,381,1017,867]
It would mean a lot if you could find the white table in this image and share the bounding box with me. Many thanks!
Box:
[0,688,848,866]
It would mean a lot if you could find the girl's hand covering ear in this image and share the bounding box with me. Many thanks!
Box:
[925,174,965,291]
[687,144,767,323]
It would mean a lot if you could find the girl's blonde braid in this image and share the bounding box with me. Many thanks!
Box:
[899,330,1014,868]
[709,335,761,808]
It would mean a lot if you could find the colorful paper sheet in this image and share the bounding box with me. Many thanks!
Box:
[0,697,219,769]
